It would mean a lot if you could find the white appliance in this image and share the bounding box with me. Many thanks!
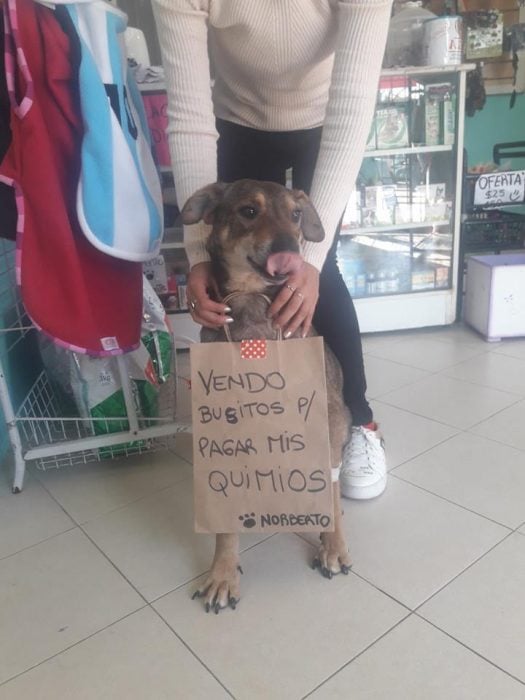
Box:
[464,253,525,342]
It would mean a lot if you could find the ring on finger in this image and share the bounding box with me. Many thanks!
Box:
[295,290,304,300]
[189,299,197,311]
[286,284,296,293]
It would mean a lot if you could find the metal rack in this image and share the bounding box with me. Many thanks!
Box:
[0,237,192,494]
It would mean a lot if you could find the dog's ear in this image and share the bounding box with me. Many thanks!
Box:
[292,190,325,242]
[181,183,226,225]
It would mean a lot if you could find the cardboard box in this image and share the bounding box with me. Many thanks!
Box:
[464,254,525,341]
[375,107,409,149]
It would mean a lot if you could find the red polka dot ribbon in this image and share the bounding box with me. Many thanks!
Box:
[240,339,267,360]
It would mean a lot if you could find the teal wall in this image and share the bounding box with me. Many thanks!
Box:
[464,92,525,168]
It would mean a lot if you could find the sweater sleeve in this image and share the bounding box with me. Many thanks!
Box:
[151,0,215,267]
[303,0,392,271]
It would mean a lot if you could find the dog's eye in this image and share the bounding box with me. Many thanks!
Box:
[239,206,258,220]
[291,209,302,223]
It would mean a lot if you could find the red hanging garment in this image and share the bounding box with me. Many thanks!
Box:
[0,0,142,355]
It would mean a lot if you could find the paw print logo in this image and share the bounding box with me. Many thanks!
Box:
[239,513,256,529]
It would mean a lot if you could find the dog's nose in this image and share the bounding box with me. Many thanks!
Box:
[269,233,300,254]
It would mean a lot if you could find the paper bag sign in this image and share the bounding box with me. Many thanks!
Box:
[190,337,333,533]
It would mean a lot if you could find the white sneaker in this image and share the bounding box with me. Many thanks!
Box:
[340,423,387,500]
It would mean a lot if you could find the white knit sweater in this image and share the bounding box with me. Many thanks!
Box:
[152,0,392,271]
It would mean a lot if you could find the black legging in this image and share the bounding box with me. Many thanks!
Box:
[216,118,372,426]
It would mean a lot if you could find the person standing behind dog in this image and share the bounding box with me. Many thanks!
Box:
[153,0,392,500]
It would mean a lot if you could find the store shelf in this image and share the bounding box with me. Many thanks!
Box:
[381,63,476,77]
[364,145,454,158]
[341,220,450,236]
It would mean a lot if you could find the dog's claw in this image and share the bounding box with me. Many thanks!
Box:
[237,565,244,575]
[205,603,210,613]
[321,567,333,580]
[311,558,321,570]
[191,590,201,600]
[229,596,237,610]
[214,602,221,615]
[341,564,350,575]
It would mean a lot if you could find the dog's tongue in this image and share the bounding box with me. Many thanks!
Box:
[266,252,303,278]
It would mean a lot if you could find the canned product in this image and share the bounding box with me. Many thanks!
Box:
[424,16,463,66]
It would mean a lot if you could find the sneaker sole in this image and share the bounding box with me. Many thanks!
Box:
[340,475,387,500]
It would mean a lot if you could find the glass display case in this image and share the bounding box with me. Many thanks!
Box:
[338,64,474,332]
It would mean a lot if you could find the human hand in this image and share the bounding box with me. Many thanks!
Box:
[268,262,319,338]
[187,262,232,328]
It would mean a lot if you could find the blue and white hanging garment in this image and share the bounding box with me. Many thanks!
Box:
[65,1,162,261]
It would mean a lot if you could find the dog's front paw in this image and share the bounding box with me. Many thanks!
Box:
[312,532,352,579]
[192,559,243,614]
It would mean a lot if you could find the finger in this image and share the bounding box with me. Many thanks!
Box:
[188,294,232,329]
[191,304,232,328]
[272,292,306,329]
[267,285,295,319]
[283,306,312,339]
[299,310,315,338]
[192,310,232,329]
[190,295,230,317]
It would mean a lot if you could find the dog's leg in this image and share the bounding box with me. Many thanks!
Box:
[192,533,241,613]
[313,483,351,578]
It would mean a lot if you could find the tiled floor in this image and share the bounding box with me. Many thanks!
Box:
[1,323,525,699]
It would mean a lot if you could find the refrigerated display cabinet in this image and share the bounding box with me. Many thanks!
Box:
[338,64,474,332]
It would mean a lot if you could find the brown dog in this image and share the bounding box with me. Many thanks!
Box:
[182,179,351,613]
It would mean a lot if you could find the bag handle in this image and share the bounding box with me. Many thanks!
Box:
[221,292,283,343]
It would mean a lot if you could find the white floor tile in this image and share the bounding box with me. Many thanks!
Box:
[491,338,525,360]
[415,323,495,349]
[380,374,518,429]
[153,534,406,700]
[32,450,191,524]
[0,529,143,684]
[169,432,193,464]
[470,398,525,451]
[361,331,407,354]
[441,351,525,396]
[393,432,525,528]
[371,400,458,469]
[83,478,270,602]
[336,478,507,609]
[363,355,429,399]
[420,533,525,683]
[0,477,74,560]
[0,608,229,700]
[365,336,488,372]
[309,615,525,700]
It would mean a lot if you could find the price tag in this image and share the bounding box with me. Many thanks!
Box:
[474,170,525,208]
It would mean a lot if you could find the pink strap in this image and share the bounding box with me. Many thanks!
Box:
[3,0,33,118]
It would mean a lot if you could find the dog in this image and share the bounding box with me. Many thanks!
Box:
[182,179,351,613]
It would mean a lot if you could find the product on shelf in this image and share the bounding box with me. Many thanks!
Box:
[412,183,450,222]
[375,106,410,149]
[38,278,173,456]
[411,266,435,291]
[363,185,397,226]
[424,83,456,146]
[143,254,169,294]
[463,10,503,60]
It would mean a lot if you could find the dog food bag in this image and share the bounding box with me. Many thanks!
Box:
[39,277,172,455]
